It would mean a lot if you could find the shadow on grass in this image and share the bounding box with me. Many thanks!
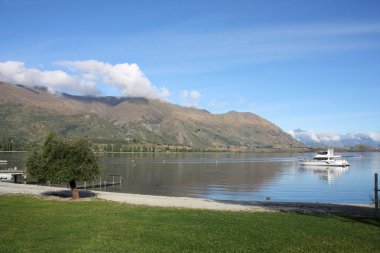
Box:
[258,201,377,217]
[41,189,97,199]
[219,200,380,225]
[330,213,380,228]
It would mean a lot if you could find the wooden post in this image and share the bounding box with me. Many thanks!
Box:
[99,177,102,189]
[120,176,122,185]
[84,181,87,189]
[375,173,378,213]
[113,176,115,186]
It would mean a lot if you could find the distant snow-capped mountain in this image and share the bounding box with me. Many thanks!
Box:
[288,129,380,148]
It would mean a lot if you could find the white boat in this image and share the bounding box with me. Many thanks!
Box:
[299,149,349,167]
[0,160,8,164]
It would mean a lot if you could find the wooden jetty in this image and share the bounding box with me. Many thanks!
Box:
[76,175,123,190]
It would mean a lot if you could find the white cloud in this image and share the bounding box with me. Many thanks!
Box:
[368,132,380,142]
[289,129,380,147]
[0,60,169,99]
[310,132,321,142]
[57,60,169,99]
[0,61,100,95]
[289,130,343,144]
[180,90,201,107]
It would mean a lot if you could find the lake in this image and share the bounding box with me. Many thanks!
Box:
[1,151,379,204]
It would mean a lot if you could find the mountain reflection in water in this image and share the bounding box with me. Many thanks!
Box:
[101,155,288,199]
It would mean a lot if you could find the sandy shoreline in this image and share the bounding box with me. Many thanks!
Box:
[0,182,377,216]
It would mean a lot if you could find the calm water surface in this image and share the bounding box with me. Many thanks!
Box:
[1,152,380,204]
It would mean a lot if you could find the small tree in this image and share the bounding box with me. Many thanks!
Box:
[26,132,100,199]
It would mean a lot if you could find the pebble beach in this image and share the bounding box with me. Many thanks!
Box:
[0,182,376,217]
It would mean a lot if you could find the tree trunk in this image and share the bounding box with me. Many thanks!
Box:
[69,179,80,200]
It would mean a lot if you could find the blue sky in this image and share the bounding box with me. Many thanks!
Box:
[0,0,379,134]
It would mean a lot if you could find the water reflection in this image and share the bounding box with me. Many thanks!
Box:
[2,152,380,203]
[300,166,349,182]
[102,155,287,198]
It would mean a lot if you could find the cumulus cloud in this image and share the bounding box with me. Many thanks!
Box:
[0,61,100,95]
[57,60,169,99]
[0,60,169,99]
[180,90,201,107]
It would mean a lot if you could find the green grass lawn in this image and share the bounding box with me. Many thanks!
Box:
[0,195,379,253]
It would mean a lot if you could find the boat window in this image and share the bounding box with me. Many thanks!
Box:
[313,157,328,160]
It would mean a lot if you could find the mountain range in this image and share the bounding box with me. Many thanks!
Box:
[289,129,380,148]
[0,82,304,151]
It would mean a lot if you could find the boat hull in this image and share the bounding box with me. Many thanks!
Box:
[300,161,349,167]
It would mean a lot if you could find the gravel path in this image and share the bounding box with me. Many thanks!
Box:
[1,182,377,216]
[0,182,267,212]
